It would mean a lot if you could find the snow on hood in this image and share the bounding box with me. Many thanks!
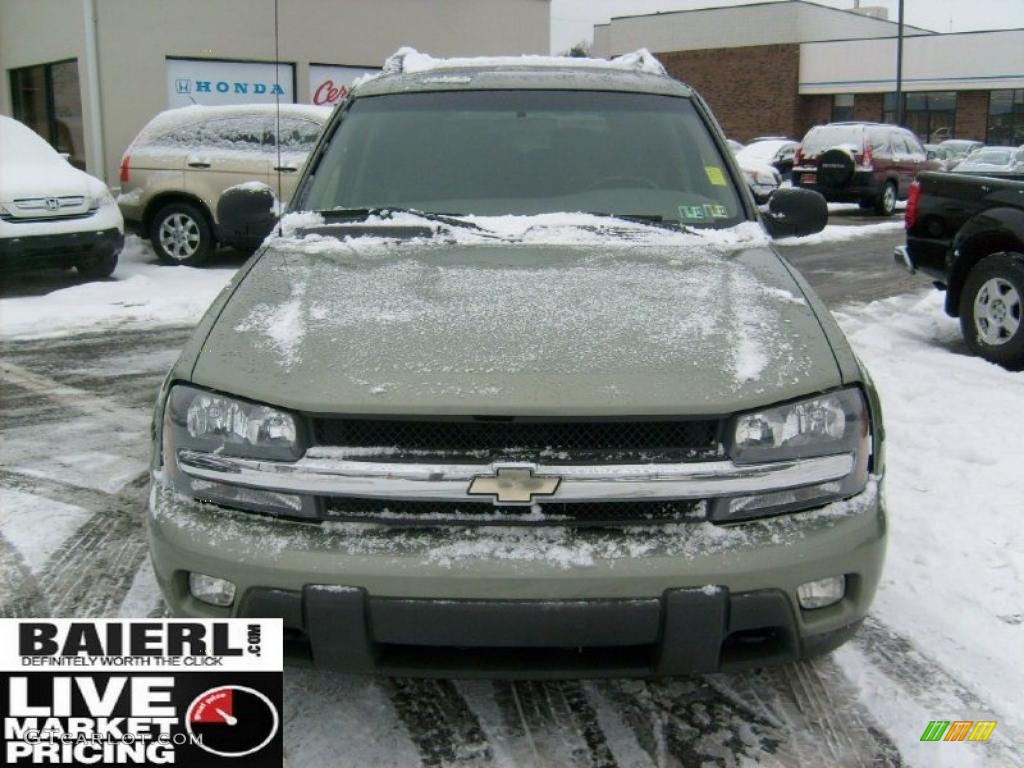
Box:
[193,213,841,415]
[0,115,106,200]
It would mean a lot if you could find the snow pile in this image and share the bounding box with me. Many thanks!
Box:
[379,47,666,78]
[0,236,236,339]
[833,290,1024,752]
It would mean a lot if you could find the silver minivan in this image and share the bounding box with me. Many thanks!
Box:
[117,103,331,265]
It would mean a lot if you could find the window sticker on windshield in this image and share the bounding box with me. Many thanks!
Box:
[678,204,730,222]
[705,166,727,186]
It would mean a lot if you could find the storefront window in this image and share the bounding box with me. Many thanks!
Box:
[883,91,957,143]
[987,89,1024,146]
[831,93,855,122]
[9,59,85,169]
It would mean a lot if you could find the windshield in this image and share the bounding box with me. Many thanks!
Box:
[801,125,864,155]
[966,150,1012,166]
[299,90,745,227]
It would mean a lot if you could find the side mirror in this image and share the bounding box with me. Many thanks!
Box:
[763,187,827,239]
[216,183,279,251]
[926,150,937,160]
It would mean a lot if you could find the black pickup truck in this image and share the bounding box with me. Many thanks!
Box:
[896,171,1024,369]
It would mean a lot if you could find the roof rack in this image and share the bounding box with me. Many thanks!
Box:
[380,47,667,78]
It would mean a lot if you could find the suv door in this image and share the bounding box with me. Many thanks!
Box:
[267,116,325,203]
[184,115,273,222]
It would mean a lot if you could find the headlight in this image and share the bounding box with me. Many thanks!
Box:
[160,384,316,518]
[167,384,299,460]
[87,190,115,210]
[730,388,866,463]
[712,388,871,523]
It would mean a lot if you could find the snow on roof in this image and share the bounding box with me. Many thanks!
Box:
[378,47,667,78]
[132,103,332,143]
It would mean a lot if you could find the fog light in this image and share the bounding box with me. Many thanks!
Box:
[797,575,845,609]
[189,573,236,607]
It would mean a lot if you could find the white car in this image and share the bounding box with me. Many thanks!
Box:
[727,139,782,204]
[0,115,123,278]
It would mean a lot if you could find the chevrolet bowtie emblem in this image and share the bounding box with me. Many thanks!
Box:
[467,467,561,504]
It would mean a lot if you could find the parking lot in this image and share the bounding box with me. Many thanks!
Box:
[2,211,1022,767]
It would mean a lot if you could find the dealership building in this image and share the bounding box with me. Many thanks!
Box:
[0,0,550,184]
[592,0,1024,146]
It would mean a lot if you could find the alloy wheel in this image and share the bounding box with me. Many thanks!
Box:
[973,277,1021,346]
[158,213,201,261]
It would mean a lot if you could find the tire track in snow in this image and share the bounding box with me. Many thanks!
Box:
[840,617,1024,766]
[492,681,618,768]
[0,468,151,617]
[386,678,494,767]
[0,532,51,617]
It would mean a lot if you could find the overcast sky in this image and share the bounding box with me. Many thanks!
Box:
[551,0,1024,53]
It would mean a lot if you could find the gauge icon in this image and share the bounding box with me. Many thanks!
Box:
[186,685,279,758]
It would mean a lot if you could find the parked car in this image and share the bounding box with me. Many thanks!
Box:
[896,171,1024,368]
[0,115,123,278]
[729,141,782,203]
[792,122,942,215]
[117,103,332,266]
[951,146,1024,179]
[933,138,984,170]
[737,138,800,178]
[149,51,887,678]
[738,159,782,204]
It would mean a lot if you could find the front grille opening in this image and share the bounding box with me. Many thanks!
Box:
[321,497,705,526]
[719,627,793,668]
[375,643,656,675]
[311,417,722,464]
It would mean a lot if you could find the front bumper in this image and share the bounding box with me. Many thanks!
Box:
[149,477,887,677]
[0,225,123,271]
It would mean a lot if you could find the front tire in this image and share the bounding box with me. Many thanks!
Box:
[873,181,896,216]
[150,202,214,266]
[959,253,1024,370]
[76,250,118,279]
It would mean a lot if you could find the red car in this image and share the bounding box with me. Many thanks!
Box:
[792,122,942,215]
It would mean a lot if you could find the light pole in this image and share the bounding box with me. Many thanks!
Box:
[895,0,905,125]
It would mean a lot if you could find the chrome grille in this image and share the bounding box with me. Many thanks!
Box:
[311,417,723,463]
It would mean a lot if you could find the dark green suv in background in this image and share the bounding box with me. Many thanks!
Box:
[149,50,886,677]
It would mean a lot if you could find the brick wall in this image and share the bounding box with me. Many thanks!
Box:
[797,95,832,138]
[955,91,989,142]
[854,93,884,122]
[656,44,802,142]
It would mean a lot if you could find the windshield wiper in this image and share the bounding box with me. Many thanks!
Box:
[316,207,490,232]
[586,212,697,234]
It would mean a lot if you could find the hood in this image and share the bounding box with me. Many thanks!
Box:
[0,158,102,202]
[190,219,843,416]
[0,116,100,201]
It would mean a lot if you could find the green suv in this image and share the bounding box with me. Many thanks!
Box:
[149,50,886,677]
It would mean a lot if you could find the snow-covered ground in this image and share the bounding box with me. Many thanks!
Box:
[1,234,1021,765]
[0,235,235,339]
[832,291,1024,766]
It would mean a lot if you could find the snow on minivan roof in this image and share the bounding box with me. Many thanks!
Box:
[131,103,333,145]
